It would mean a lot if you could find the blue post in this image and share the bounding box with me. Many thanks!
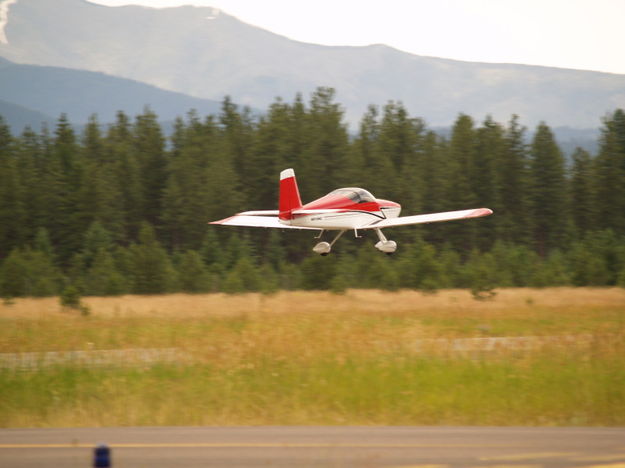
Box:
[93,444,111,468]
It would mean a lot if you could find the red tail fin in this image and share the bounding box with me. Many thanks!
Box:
[279,168,303,220]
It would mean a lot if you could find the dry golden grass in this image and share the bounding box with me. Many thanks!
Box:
[2,288,624,427]
[3,287,624,319]
[2,287,623,357]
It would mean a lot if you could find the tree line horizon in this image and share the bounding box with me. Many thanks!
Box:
[1,87,624,297]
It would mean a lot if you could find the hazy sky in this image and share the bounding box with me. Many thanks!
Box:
[91,0,625,74]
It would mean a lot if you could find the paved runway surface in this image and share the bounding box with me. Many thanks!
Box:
[1,426,624,467]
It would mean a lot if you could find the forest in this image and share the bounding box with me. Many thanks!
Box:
[1,87,625,297]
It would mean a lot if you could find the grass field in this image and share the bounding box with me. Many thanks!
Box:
[1,288,624,427]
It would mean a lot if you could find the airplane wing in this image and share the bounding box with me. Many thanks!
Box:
[237,210,279,216]
[209,214,321,230]
[292,209,348,215]
[360,208,493,229]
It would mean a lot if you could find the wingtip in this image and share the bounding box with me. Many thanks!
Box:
[462,208,493,219]
[208,216,234,225]
[475,208,493,217]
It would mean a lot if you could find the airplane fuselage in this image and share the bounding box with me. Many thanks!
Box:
[280,188,401,230]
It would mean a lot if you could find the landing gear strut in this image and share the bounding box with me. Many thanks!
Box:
[374,228,397,255]
[314,229,397,255]
[313,230,346,255]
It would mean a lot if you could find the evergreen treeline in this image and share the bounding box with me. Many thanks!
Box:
[1,88,625,297]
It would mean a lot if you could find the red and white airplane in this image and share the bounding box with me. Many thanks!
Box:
[210,168,492,255]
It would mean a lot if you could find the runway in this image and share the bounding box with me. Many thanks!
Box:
[1,426,624,467]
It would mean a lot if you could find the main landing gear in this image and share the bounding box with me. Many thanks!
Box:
[312,228,397,255]
[374,228,397,255]
[312,230,345,256]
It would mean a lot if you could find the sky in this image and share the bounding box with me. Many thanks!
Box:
[91,0,625,75]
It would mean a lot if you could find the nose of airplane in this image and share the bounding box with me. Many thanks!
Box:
[378,199,401,209]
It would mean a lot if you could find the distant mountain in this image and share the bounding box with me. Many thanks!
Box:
[0,97,55,132]
[1,0,624,130]
[436,124,600,158]
[549,127,600,156]
[0,56,223,130]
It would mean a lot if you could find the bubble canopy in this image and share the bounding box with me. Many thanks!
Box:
[329,188,375,203]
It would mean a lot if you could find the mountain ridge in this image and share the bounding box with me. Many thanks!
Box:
[0,56,600,155]
[0,56,223,127]
[0,97,55,132]
[1,0,624,129]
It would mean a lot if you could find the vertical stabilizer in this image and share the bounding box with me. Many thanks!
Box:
[279,168,303,220]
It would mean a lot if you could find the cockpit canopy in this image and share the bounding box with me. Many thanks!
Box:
[329,188,375,204]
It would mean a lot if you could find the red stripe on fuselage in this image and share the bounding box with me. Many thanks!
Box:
[302,195,399,213]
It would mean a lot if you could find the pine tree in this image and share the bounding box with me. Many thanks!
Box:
[396,236,444,291]
[263,230,285,269]
[529,123,568,255]
[205,121,244,223]
[0,117,27,255]
[107,111,144,241]
[351,105,381,191]
[221,268,246,294]
[79,115,125,241]
[277,261,302,291]
[219,97,255,205]
[489,241,540,287]
[462,250,498,300]
[497,116,532,245]
[473,116,503,250]
[162,115,216,250]
[570,147,596,235]
[578,230,625,285]
[43,114,86,263]
[33,228,56,261]
[420,131,449,246]
[330,253,357,294]
[13,127,45,245]
[366,102,401,200]
[258,263,279,294]
[437,244,462,288]
[594,110,625,234]
[200,229,225,267]
[533,250,571,287]
[299,87,349,195]
[127,223,177,294]
[84,249,127,296]
[0,249,28,297]
[225,257,261,293]
[177,250,210,293]
[444,114,478,252]
[133,108,167,230]
[300,255,336,290]
[380,102,425,215]
[82,221,114,267]
[363,254,400,291]
[568,241,610,286]
[0,246,60,297]
[247,99,292,210]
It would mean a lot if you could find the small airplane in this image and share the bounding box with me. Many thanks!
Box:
[210,168,492,255]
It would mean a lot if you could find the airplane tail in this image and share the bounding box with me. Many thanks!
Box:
[279,168,303,220]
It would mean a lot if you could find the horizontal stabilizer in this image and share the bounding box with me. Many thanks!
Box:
[209,215,321,230]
